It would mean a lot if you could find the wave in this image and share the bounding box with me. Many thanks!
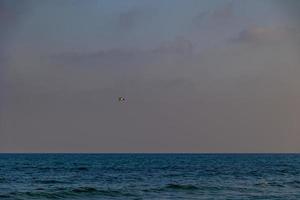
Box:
[254,180,300,188]
[71,187,98,193]
[2,187,136,199]
[286,180,300,188]
[0,177,6,183]
[143,183,200,192]
[34,179,70,184]
[0,194,11,198]
[165,183,199,190]
[35,166,89,172]
[75,166,89,171]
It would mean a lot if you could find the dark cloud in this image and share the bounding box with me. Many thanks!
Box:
[53,37,194,66]
[193,2,235,26]
[192,11,208,26]
[0,1,16,22]
[53,49,139,63]
[118,7,152,30]
[190,1,248,45]
[211,1,234,20]
[152,37,194,55]
[276,0,300,21]
[0,1,27,31]
[0,0,29,52]
[232,26,300,44]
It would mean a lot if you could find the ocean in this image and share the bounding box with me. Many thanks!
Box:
[0,154,299,199]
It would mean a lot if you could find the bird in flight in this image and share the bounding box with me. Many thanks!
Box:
[118,97,126,102]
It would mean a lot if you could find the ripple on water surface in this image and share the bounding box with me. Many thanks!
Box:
[0,154,300,199]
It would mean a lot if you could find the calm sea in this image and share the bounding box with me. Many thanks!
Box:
[0,154,299,199]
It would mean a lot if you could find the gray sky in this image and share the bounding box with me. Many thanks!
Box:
[1,0,300,152]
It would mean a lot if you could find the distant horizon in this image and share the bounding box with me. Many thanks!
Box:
[1,152,300,154]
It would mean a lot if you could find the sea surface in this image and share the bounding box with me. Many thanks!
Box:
[0,154,300,199]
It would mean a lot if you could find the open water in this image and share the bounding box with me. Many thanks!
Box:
[0,154,300,199]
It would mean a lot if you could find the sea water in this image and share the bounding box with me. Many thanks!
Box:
[0,154,300,199]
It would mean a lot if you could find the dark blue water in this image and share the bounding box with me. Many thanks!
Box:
[0,154,300,199]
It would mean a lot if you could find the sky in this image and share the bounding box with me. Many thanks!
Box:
[0,0,300,153]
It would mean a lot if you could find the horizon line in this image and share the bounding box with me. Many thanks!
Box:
[1,152,300,154]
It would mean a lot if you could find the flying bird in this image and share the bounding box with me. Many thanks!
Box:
[118,97,126,102]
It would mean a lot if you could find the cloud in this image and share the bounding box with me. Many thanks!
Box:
[192,11,208,26]
[232,26,300,44]
[152,37,194,55]
[0,0,29,48]
[0,1,27,27]
[118,7,151,30]
[275,0,300,23]
[0,1,16,21]
[211,1,234,20]
[0,2,16,40]
[193,2,235,27]
[190,1,250,49]
[53,36,194,65]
